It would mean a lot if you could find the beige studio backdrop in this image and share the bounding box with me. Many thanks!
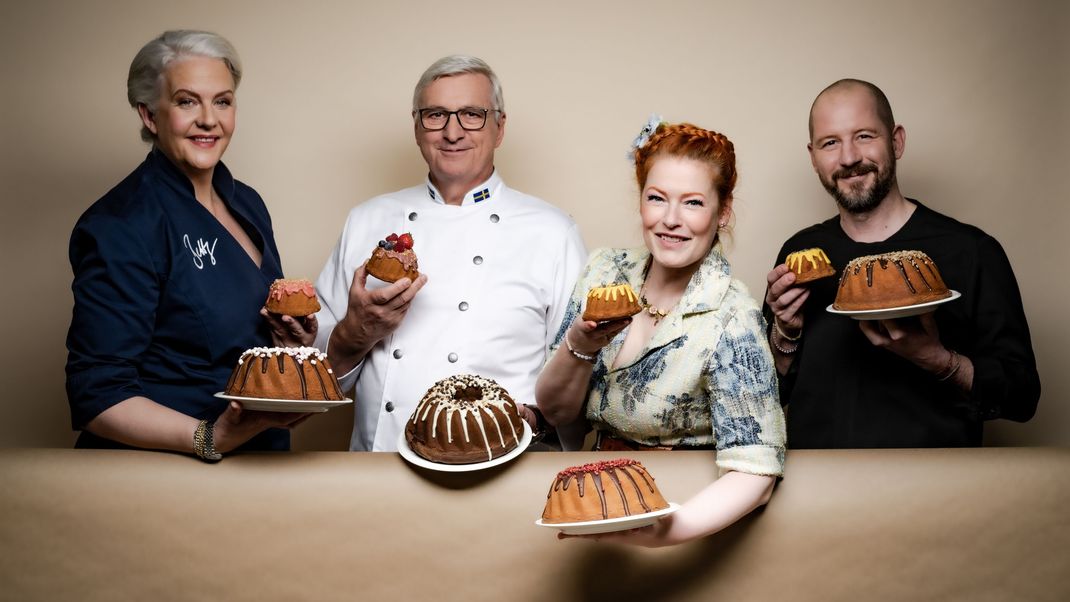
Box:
[0,0,1066,449]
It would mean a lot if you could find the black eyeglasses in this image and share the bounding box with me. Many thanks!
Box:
[417,107,498,131]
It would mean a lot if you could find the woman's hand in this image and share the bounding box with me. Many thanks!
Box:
[261,308,318,347]
[558,515,679,548]
[555,472,776,548]
[212,401,311,453]
[567,317,632,356]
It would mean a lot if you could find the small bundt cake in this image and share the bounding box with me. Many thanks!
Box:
[264,278,321,317]
[366,232,419,283]
[405,374,525,465]
[833,250,951,311]
[785,248,836,284]
[582,284,643,322]
[541,458,669,524]
[224,347,344,401]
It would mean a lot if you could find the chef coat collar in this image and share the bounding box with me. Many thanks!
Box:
[424,170,503,207]
[146,146,238,206]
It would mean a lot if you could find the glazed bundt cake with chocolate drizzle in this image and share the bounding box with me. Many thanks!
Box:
[541,458,669,523]
[833,250,951,311]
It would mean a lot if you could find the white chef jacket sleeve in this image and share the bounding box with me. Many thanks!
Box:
[545,222,587,351]
[314,206,366,391]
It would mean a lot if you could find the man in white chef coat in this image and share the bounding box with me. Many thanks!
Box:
[315,55,587,451]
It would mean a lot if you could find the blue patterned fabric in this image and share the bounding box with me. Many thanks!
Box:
[553,247,786,476]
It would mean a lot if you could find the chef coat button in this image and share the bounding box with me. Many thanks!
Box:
[408,212,418,221]
[473,255,483,265]
[392,349,403,359]
[458,301,469,311]
[385,402,395,412]
[489,214,500,223]
[447,352,458,363]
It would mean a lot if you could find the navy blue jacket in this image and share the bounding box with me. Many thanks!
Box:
[66,149,288,450]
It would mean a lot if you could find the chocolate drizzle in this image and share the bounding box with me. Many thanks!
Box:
[834,250,952,310]
[841,251,943,295]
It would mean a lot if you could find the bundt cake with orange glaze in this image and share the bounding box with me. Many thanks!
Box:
[366,232,419,283]
[405,374,526,465]
[785,248,836,284]
[224,347,344,401]
[833,250,951,311]
[542,458,669,524]
[264,278,321,317]
[582,284,643,322]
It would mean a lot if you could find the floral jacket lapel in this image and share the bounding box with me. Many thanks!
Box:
[606,246,733,373]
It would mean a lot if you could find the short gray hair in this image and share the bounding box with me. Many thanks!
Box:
[127,30,242,142]
[412,55,504,114]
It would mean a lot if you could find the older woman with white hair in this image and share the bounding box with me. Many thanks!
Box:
[66,30,312,459]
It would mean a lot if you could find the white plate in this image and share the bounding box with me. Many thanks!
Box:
[535,503,681,535]
[826,290,961,320]
[396,421,532,473]
[214,392,352,413]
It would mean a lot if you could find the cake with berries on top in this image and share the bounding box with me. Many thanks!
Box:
[541,458,669,523]
[366,232,419,283]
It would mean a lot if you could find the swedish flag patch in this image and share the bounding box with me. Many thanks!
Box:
[473,188,490,203]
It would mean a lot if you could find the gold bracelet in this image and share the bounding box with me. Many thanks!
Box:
[193,419,222,462]
[774,319,802,342]
[937,350,960,382]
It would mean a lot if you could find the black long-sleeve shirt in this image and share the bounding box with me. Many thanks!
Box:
[766,200,1040,448]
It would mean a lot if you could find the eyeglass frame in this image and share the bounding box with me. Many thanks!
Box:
[414,106,502,131]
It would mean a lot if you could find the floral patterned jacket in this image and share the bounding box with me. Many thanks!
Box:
[553,246,786,476]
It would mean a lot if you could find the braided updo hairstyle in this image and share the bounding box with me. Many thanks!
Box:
[633,123,738,209]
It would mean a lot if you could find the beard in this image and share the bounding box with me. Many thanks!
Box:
[821,160,896,214]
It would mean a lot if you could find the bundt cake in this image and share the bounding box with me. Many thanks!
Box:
[224,347,344,401]
[541,458,669,524]
[833,250,951,311]
[366,232,419,283]
[785,248,836,284]
[264,278,321,317]
[582,284,643,322]
[405,374,526,465]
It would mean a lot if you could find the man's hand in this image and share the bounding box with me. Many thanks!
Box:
[765,264,808,334]
[329,263,428,373]
[858,312,948,373]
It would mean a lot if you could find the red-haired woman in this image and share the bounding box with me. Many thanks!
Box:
[535,117,786,547]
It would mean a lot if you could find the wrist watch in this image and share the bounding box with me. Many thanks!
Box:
[193,419,223,462]
[523,404,549,444]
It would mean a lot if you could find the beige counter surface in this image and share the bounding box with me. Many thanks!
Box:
[1,447,1067,601]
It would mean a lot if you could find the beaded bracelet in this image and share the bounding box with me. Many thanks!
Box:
[565,334,597,364]
[770,327,799,355]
